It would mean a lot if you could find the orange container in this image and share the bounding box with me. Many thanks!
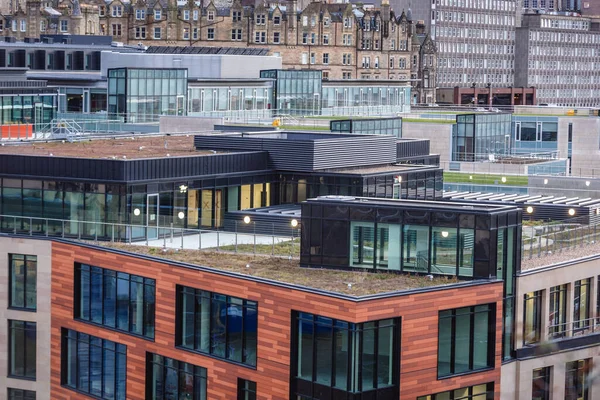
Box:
[0,124,33,139]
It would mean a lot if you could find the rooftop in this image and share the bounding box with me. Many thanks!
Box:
[0,135,217,160]
[324,164,439,175]
[98,243,461,296]
[521,243,600,271]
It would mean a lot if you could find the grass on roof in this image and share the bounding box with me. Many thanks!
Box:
[443,172,529,186]
[99,243,459,295]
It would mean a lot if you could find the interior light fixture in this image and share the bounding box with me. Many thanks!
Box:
[243,216,251,224]
[133,208,141,216]
[441,231,449,238]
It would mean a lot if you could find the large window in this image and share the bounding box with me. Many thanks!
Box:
[62,329,126,399]
[574,278,591,332]
[417,383,494,400]
[176,285,257,366]
[9,320,36,379]
[8,389,36,400]
[523,291,542,345]
[147,353,207,400]
[293,312,399,398]
[565,359,590,400]
[9,254,37,310]
[437,304,495,378]
[532,366,551,400]
[549,284,568,338]
[237,378,256,400]
[75,263,155,339]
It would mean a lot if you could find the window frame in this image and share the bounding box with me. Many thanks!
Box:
[523,291,542,345]
[8,320,36,380]
[9,254,37,311]
[532,366,551,400]
[146,352,207,400]
[8,388,36,400]
[237,378,256,400]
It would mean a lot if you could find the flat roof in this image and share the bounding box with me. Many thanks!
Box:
[99,243,464,295]
[307,196,520,213]
[0,135,219,160]
[324,164,440,175]
[444,191,600,208]
[521,243,600,271]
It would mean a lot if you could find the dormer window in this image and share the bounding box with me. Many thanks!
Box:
[111,5,122,17]
[99,5,105,16]
[302,16,308,26]
[232,10,241,22]
[154,9,161,20]
[255,14,265,24]
[135,9,145,20]
[343,17,351,28]
[273,15,280,25]
[310,16,316,26]
[324,16,330,26]
[207,11,214,21]
[193,10,198,20]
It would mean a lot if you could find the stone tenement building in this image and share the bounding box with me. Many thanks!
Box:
[0,0,436,103]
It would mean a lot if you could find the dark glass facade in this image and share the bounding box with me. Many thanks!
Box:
[301,199,521,279]
[523,291,542,345]
[108,68,188,122]
[9,254,37,310]
[61,328,127,399]
[147,353,207,400]
[292,312,399,400]
[417,383,494,400]
[437,305,495,378]
[176,285,258,367]
[330,118,402,138]
[9,320,36,379]
[75,263,156,339]
[453,113,512,161]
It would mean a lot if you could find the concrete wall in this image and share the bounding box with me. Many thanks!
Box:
[101,51,282,80]
[567,117,600,176]
[528,175,600,198]
[401,122,453,164]
[159,116,223,134]
[0,238,51,400]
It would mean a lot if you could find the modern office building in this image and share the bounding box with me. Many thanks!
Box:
[515,12,600,107]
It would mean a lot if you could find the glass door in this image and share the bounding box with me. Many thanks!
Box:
[147,194,159,240]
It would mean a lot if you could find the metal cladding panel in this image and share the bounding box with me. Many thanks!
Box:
[396,140,431,158]
[0,155,125,181]
[194,136,265,152]
[312,136,396,170]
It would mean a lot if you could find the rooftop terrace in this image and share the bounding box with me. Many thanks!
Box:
[99,243,461,296]
[0,135,216,159]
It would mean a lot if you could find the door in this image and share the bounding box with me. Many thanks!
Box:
[34,103,43,134]
[147,194,159,240]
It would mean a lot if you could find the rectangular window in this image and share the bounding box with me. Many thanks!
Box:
[148,353,207,399]
[154,27,161,39]
[568,123,573,142]
[532,367,551,400]
[111,24,121,36]
[323,34,329,45]
[99,6,105,16]
[62,329,126,399]
[176,285,258,366]
[183,28,190,39]
[192,27,198,40]
[437,304,495,378]
[75,263,156,339]
[231,29,242,40]
[193,9,199,20]
[232,11,241,21]
[135,9,145,20]
[293,312,398,396]
[135,26,146,39]
[322,53,329,65]
[20,20,26,32]
[8,389,36,400]
[417,383,494,400]
[183,10,190,20]
[60,20,68,32]
[237,379,256,400]
[9,320,36,379]
[273,16,280,25]
[549,284,567,338]
[10,254,37,311]
[565,359,590,400]
[574,278,591,332]
[207,28,214,40]
[207,11,214,21]
[154,9,161,20]
[523,291,542,345]
[273,32,280,43]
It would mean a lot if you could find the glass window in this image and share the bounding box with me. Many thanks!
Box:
[417,383,494,400]
[350,221,375,267]
[523,291,542,345]
[148,353,207,400]
[549,284,568,338]
[237,379,256,400]
[437,304,495,378]
[565,359,590,400]
[402,224,429,273]
[9,254,37,310]
[532,367,551,400]
[75,263,155,339]
[176,285,257,367]
[574,278,591,332]
[8,389,36,400]
[62,329,126,399]
[294,312,398,397]
[431,227,458,276]
[9,320,36,379]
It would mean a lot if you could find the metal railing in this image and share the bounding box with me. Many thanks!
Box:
[547,318,600,340]
[0,214,300,258]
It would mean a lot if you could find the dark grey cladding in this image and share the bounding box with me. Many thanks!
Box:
[396,139,430,158]
[194,132,396,172]
[0,151,268,183]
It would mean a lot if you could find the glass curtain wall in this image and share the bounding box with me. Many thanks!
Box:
[330,118,403,138]
[453,113,512,161]
[260,70,322,116]
[321,85,410,115]
[1,94,55,127]
[188,86,272,117]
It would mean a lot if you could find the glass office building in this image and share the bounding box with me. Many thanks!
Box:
[452,113,512,161]
[321,83,411,115]
[260,69,322,116]
[187,82,273,118]
[108,68,188,123]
